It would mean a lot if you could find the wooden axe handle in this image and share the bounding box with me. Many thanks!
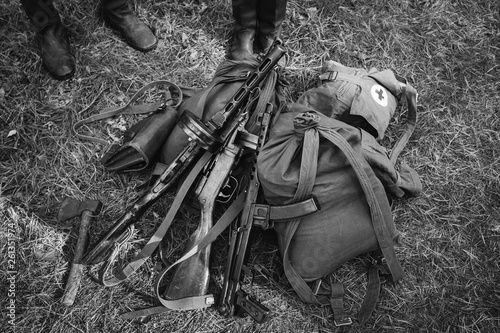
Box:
[62,210,92,306]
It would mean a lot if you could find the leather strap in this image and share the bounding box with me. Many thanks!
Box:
[73,81,183,145]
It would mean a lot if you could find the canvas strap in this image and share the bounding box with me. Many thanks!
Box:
[357,260,385,324]
[389,82,418,163]
[329,283,352,326]
[321,129,404,281]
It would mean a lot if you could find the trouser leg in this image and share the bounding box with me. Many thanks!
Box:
[256,0,287,52]
[20,0,59,30]
[229,0,258,60]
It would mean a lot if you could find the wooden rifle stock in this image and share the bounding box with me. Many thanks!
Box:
[165,134,242,299]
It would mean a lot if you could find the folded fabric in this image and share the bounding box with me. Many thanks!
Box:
[100,107,178,172]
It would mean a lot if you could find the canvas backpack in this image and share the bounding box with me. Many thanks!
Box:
[256,61,421,325]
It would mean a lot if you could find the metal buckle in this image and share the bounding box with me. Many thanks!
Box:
[205,296,215,306]
[371,256,389,276]
[334,317,353,327]
[312,279,330,295]
[328,71,338,81]
[252,204,272,229]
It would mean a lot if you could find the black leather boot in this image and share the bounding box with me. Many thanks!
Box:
[102,0,157,52]
[256,0,288,52]
[37,21,76,80]
[20,0,75,80]
[229,0,258,60]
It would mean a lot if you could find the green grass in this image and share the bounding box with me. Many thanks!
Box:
[1,0,499,332]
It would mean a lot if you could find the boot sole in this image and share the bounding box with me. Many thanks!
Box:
[127,38,158,52]
[52,68,75,80]
[42,59,76,81]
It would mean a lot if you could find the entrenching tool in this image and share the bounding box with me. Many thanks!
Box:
[58,197,103,306]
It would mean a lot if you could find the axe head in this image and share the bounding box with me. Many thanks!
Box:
[57,197,103,222]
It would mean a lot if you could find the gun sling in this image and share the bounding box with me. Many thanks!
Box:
[121,196,320,319]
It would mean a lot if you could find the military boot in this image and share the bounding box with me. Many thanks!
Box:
[102,0,157,52]
[229,0,258,60]
[21,0,75,80]
[256,0,288,52]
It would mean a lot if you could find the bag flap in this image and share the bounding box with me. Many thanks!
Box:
[349,72,399,140]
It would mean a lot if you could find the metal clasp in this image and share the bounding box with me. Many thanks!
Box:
[334,317,353,327]
[252,204,273,229]
[327,71,338,81]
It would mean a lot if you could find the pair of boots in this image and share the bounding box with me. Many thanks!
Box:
[20,0,157,80]
[229,0,288,60]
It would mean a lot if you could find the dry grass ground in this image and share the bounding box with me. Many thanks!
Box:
[1,0,499,332]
